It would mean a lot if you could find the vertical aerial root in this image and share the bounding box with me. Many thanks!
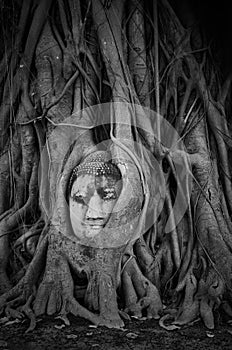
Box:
[176,219,194,287]
[221,301,232,317]
[98,274,124,327]
[134,237,156,277]
[135,236,175,292]
[121,255,163,319]
[5,298,25,319]
[122,270,142,318]
[175,247,197,293]
[0,234,48,319]
[0,264,12,295]
[19,294,37,333]
[139,280,163,319]
[196,267,224,329]
[199,297,214,329]
[0,282,25,313]
[174,274,199,325]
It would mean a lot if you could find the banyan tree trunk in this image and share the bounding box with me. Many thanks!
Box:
[0,0,232,332]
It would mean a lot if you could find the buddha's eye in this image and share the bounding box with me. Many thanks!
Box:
[101,189,117,201]
[72,194,86,204]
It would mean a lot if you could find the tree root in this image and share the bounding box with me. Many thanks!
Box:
[134,236,174,292]
[221,301,232,317]
[121,255,163,319]
[0,270,12,295]
[0,234,48,322]
[173,262,224,330]
[174,273,199,326]
[34,237,125,329]
[0,242,124,330]
[199,297,214,330]
[0,280,35,325]
[122,269,142,318]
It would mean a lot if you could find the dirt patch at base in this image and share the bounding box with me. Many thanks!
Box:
[0,315,232,350]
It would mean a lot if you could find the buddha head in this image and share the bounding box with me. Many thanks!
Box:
[68,151,123,240]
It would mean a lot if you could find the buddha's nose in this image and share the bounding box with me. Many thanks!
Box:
[86,193,104,219]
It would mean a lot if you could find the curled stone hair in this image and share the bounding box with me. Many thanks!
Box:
[67,151,122,197]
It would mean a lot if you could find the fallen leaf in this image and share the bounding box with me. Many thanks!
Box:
[159,315,181,331]
[4,319,21,326]
[89,325,98,328]
[126,332,139,339]
[206,331,215,338]
[67,334,78,339]
[54,324,65,330]
[55,315,70,326]
[118,328,128,332]
[131,316,147,321]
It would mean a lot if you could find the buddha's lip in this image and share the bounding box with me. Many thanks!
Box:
[84,222,104,228]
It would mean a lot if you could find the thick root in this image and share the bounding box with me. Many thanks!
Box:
[135,237,175,292]
[33,243,124,328]
[199,297,214,330]
[0,286,37,333]
[139,280,163,319]
[174,273,199,325]
[20,295,37,333]
[98,312,124,329]
[196,265,224,329]
[83,247,125,328]
[33,249,90,317]
[121,256,163,319]
[122,269,142,318]
[0,234,49,315]
[0,270,12,295]
[98,272,124,328]
[0,279,29,315]
[174,300,200,326]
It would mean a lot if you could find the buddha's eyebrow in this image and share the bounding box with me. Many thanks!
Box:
[72,184,95,196]
[103,187,116,192]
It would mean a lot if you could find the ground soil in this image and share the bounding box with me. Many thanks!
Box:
[0,313,232,350]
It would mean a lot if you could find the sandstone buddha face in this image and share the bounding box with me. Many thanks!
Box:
[69,160,122,239]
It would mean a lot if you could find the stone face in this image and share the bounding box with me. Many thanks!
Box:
[66,150,143,249]
[69,173,122,240]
